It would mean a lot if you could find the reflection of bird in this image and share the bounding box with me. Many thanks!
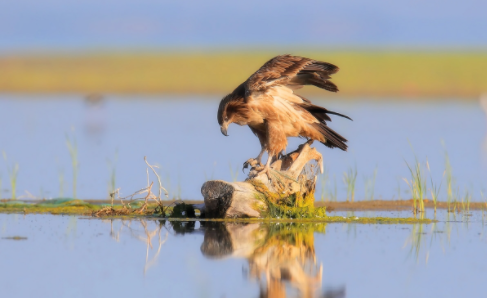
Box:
[217,55,351,176]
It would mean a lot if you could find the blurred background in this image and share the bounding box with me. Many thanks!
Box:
[0,0,486,201]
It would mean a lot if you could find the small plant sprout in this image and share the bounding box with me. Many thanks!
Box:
[426,159,443,215]
[320,165,329,201]
[461,189,471,213]
[481,190,486,211]
[107,151,118,194]
[204,161,217,181]
[395,179,402,201]
[364,167,378,201]
[58,168,65,197]
[443,147,456,212]
[55,157,65,197]
[176,175,182,200]
[229,162,239,182]
[404,158,427,215]
[65,134,79,199]
[328,174,338,202]
[2,151,19,200]
[343,165,357,202]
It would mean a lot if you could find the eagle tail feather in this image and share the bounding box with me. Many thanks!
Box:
[312,123,348,151]
[300,103,353,122]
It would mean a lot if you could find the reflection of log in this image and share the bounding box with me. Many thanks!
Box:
[199,222,324,298]
[201,143,322,218]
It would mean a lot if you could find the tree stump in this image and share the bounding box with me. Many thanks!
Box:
[201,142,323,218]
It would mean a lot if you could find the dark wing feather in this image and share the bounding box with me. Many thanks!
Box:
[244,54,340,97]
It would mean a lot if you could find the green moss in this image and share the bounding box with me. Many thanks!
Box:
[248,179,325,219]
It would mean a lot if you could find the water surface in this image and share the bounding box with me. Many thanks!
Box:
[0,212,485,297]
[0,95,485,201]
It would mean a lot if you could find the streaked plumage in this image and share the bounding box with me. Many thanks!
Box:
[217,54,351,174]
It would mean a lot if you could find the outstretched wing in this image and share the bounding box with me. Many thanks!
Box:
[241,55,350,151]
[244,54,340,95]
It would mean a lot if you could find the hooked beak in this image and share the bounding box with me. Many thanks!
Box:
[220,124,228,136]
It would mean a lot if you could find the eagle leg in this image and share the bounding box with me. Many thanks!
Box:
[247,154,274,180]
[255,147,266,164]
[260,154,274,181]
[242,148,266,172]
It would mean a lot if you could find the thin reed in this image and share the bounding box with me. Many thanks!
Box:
[107,151,118,194]
[461,190,471,213]
[229,162,239,182]
[404,158,427,215]
[343,165,357,202]
[329,174,338,202]
[320,166,329,201]
[364,167,378,201]
[482,190,486,211]
[444,150,456,212]
[65,134,79,199]
[2,151,19,200]
[426,160,442,214]
[58,169,65,197]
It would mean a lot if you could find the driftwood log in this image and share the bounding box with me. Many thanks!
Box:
[201,142,323,218]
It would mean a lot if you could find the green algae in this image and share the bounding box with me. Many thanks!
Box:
[0,199,433,224]
[0,199,101,215]
[165,216,433,224]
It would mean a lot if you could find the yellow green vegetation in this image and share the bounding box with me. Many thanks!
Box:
[247,179,432,223]
[249,179,315,208]
[249,179,323,219]
[1,51,486,98]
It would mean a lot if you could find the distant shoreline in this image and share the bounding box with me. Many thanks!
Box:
[1,51,485,99]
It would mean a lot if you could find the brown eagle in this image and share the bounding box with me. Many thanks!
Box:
[217,54,351,176]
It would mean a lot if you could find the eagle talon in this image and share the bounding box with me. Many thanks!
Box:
[248,165,272,181]
[261,167,272,181]
[243,159,253,172]
[243,158,261,173]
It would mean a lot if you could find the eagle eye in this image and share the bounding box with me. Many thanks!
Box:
[224,116,229,121]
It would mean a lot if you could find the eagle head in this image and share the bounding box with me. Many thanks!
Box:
[217,91,248,137]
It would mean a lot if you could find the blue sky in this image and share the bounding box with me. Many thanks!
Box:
[1,0,486,53]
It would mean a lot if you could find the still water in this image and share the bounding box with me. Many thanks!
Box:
[0,94,485,201]
[0,212,486,298]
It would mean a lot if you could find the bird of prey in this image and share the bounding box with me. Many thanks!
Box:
[217,54,351,177]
